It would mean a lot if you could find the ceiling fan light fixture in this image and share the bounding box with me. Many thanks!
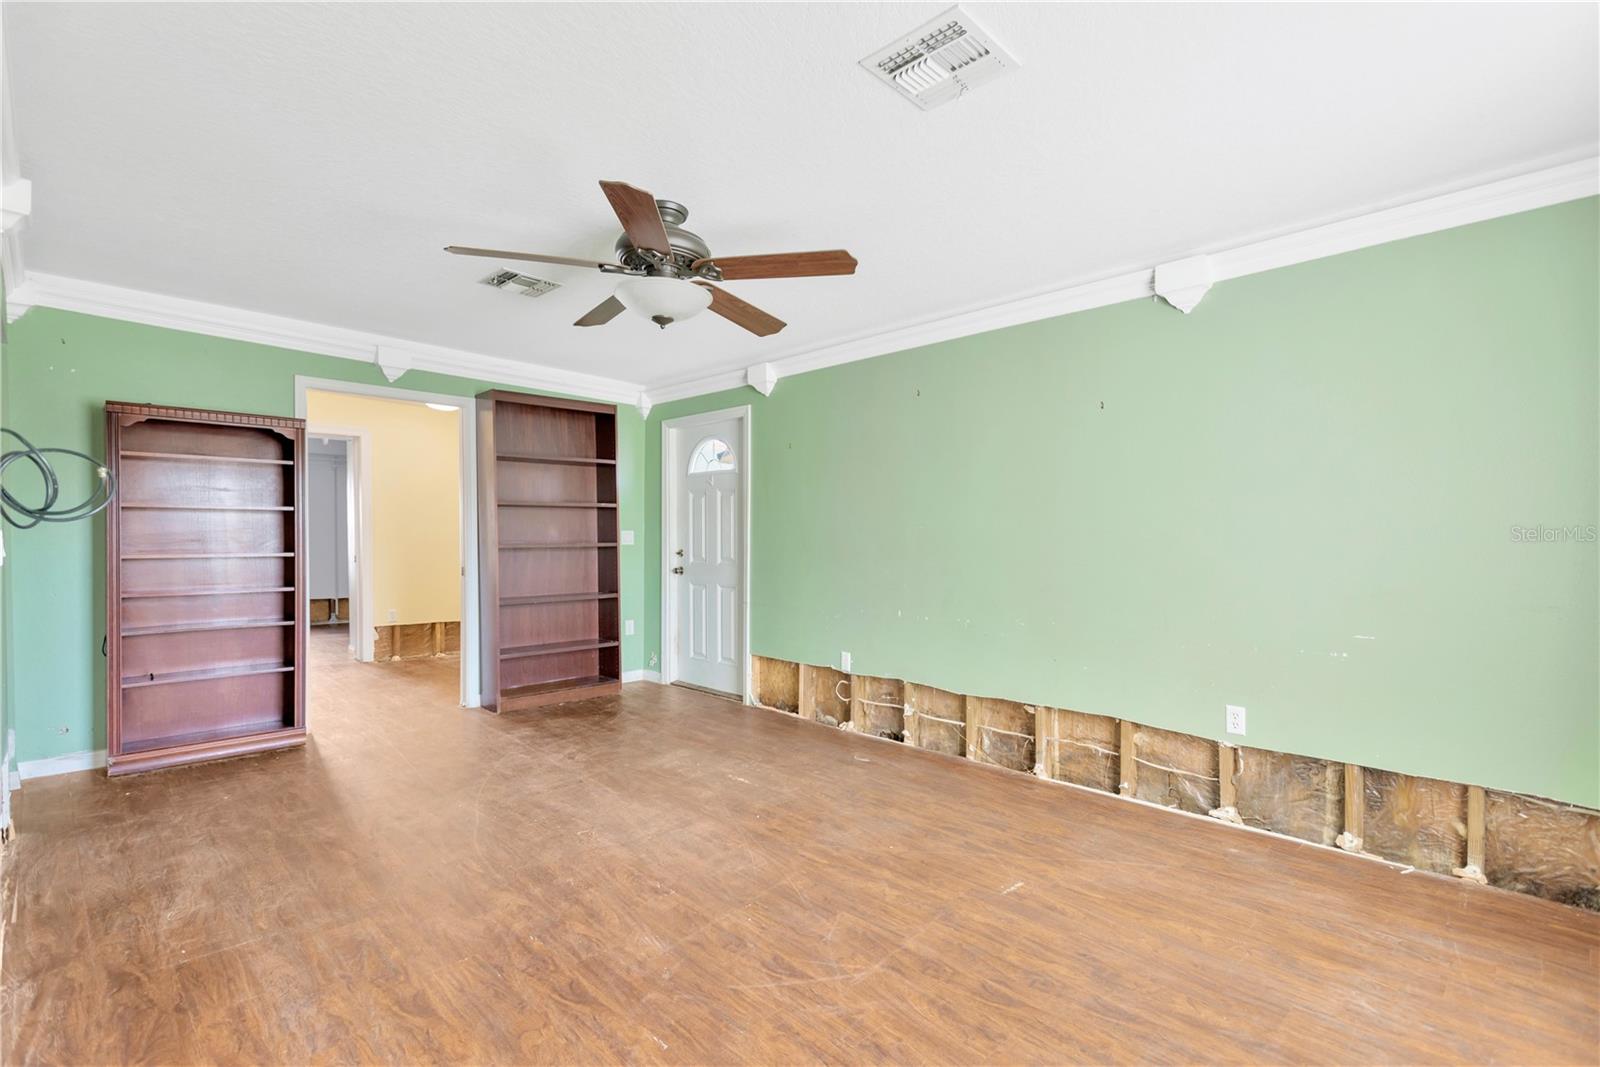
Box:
[615,276,712,329]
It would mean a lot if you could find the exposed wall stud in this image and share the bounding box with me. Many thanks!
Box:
[1031,707,1046,777]
[1211,742,1243,824]
[797,665,816,723]
[964,696,978,761]
[1118,720,1136,796]
[1454,785,1488,884]
[1337,764,1365,852]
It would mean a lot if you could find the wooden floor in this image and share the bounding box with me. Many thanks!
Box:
[3,629,1597,1065]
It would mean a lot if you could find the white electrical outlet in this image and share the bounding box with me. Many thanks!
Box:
[387,609,398,623]
[624,619,635,636]
[1226,705,1247,736]
[841,651,852,672]
[620,529,635,546]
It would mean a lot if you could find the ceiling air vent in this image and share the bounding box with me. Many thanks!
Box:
[860,5,1018,111]
[483,270,560,297]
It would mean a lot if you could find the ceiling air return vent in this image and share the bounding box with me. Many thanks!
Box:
[483,270,560,297]
[860,5,1018,111]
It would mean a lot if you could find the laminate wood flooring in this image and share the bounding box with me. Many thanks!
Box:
[2,628,1595,1063]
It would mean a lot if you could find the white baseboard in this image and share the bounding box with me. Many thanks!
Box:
[19,749,107,780]
[623,670,663,684]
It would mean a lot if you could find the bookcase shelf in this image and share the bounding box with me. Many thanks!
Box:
[477,390,622,712]
[106,402,307,775]
[501,592,619,606]
[496,453,617,466]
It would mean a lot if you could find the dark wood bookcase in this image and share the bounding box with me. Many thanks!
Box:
[476,390,621,711]
[104,402,307,775]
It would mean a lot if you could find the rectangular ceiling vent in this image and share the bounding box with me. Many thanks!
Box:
[860,5,1018,111]
[483,270,560,297]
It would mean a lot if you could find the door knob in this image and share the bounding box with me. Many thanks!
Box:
[672,566,684,575]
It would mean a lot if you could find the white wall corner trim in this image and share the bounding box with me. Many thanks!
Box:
[647,156,1599,404]
[745,362,779,397]
[636,392,653,419]
[374,344,416,383]
[19,748,107,781]
[3,272,646,404]
[1153,255,1214,314]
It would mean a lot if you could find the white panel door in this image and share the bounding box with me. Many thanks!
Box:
[673,417,742,695]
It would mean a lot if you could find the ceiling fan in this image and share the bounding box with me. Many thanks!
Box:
[446,181,857,336]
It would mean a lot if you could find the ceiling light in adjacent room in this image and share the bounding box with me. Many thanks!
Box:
[615,276,712,329]
[425,403,459,412]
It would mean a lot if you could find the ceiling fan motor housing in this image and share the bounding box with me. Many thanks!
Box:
[614,199,722,280]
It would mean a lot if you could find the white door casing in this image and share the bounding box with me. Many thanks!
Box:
[303,425,371,660]
[662,407,751,699]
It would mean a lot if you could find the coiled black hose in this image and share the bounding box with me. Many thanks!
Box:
[0,427,117,528]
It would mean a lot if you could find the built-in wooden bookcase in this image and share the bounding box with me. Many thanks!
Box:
[476,390,621,711]
[105,402,307,775]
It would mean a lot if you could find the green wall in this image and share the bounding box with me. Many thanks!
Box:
[645,198,1600,807]
[0,311,646,765]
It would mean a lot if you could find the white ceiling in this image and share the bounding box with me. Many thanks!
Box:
[5,3,1597,392]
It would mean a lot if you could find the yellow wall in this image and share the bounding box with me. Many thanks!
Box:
[305,390,460,626]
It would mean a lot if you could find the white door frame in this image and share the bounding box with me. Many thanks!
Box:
[295,375,481,709]
[659,405,753,701]
[303,425,373,661]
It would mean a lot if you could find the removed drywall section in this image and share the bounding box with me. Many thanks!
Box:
[1133,726,1220,815]
[798,664,850,726]
[1233,748,1344,847]
[851,675,904,740]
[904,683,965,756]
[374,621,460,661]
[1484,791,1600,908]
[752,655,799,712]
[967,697,1034,772]
[1039,707,1120,793]
[1363,771,1467,876]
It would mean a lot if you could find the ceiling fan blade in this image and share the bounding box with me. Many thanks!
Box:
[444,245,622,272]
[574,295,625,328]
[599,180,673,257]
[692,250,857,281]
[694,282,786,337]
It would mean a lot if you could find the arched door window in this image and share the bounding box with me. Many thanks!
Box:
[687,436,736,474]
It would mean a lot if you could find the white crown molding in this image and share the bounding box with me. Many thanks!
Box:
[646,156,1599,406]
[6,158,1593,412]
[5,272,646,405]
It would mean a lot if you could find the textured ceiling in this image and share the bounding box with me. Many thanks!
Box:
[6,2,1597,390]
